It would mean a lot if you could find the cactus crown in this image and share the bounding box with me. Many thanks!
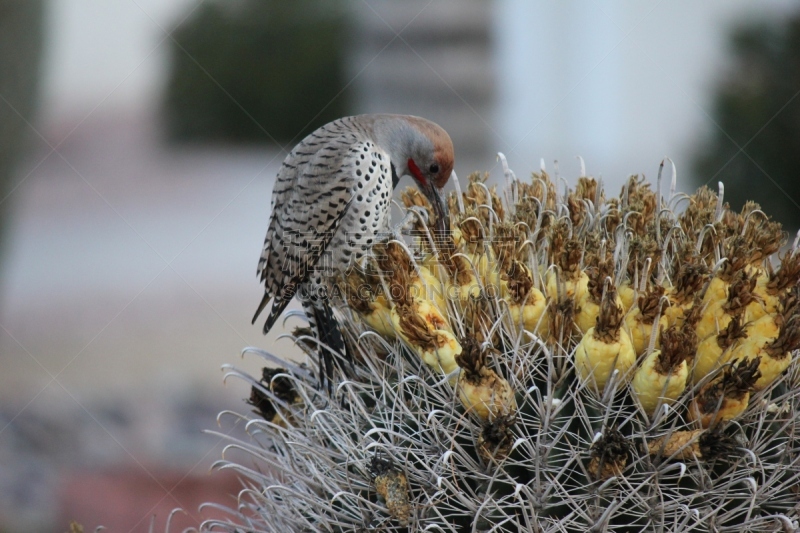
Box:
[703,357,762,405]
[716,314,748,350]
[207,159,800,533]
[767,290,800,358]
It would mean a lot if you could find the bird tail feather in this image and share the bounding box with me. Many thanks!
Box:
[303,297,348,394]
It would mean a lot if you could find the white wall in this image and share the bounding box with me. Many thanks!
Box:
[493,0,798,191]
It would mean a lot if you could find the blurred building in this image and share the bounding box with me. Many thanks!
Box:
[350,0,494,169]
[494,0,798,191]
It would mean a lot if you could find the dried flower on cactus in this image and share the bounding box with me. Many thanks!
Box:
[689,357,762,428]
[476,413,517,463]
[391,302,461,375]
[646,426,740,462]
[587,426,633,481]
[455,337,516,420]
[248,367,300,425]
[369,455,411,526]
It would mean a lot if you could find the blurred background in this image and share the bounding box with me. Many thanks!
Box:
[1,0,799,531]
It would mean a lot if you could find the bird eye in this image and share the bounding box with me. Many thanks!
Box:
[429,163,440,174]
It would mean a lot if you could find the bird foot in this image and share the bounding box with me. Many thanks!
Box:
[390,206,429,240]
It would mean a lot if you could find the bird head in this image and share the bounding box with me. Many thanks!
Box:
[376,115,454,238]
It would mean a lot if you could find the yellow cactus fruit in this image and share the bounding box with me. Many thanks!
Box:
[754,251,800,320]
[735,287,800,390]
[359,298,395,339]
[503,260,548,335]
[574,291,614,336]
[700,236,752,307]
[445,254,483,303]
[646,427,738,462]
[753,321,800,390]
[624,286,669,355]
[391,301,461,375]
[457,368,516,421]
[724,315,779,389]
[412,265,447,315]
[545,266,588,317]
[647,430,703,461]
[545,266,589,306]
[688,357,761,429]
[508,289,548,336]
[545,221,589,304]
[693,314,749,384]
[632,326,690,416]
[748,269,773,322]
[575,250,618,334]
[575,287,636,393]
[663,258,709,328]
[695,271,762,342]
[370,456,411,527]
[587,427,632,481]
[343,267,396,339]
[618,281,636,313]
[376,239,462,374]
[702,276,729,310]
[455,337,517,421]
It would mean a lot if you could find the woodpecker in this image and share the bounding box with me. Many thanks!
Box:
[253,114,455,390]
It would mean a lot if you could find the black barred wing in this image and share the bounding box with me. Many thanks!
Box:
[253,122,365,333]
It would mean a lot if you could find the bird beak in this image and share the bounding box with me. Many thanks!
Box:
[424,182,450,244]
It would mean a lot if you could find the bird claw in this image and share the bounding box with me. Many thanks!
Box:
[390,206,429,239]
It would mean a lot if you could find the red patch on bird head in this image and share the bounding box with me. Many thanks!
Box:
[407,158,427,187]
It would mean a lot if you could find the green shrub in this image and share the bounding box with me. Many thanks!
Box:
[163,1,350,145]
[693,13,800,228]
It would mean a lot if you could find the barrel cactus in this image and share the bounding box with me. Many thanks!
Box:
[206,157,800,532]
